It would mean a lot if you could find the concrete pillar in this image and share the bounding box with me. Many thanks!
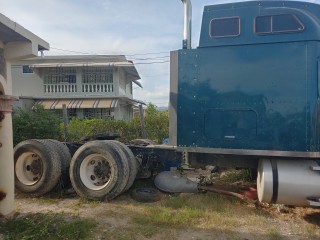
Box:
[0,62,15,216]
[0,13,49,216]
[0,108,14,216]
[76,68,82,94]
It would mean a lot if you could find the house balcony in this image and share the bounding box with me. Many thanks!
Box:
[82,83,114,93]
[44,84,77,93]
[43,83,114,95]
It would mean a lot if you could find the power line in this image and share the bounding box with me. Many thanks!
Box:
[129,56,169,61]
[140,73,168,78]
[50,47,94,55]
[126,51,169,57]
[49,46,171,63]
[134,61,170,65]
[50,46,170,58]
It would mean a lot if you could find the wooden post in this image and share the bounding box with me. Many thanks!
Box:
[139,104,147,138]
[62,104,69,141]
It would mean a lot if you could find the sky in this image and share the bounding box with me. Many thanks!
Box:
[0,0,319,107]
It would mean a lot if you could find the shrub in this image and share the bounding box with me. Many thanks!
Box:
[144,103,169,143]
[66,104,169,143]
[66,118,131,142]
[13,103,169,145]
[12,104,62,145]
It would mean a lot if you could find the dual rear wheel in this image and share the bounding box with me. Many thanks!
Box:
[14,139,139,200]
[71,140,139,200]
[14,139,65,196]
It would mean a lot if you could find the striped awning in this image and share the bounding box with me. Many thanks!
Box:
[36,99,118,109]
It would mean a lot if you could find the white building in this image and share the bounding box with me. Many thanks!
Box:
[11,55,142,121]
[0,12,49,216]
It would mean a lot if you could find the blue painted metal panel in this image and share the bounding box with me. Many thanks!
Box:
[199,1,320,48]
[176,1,320,153]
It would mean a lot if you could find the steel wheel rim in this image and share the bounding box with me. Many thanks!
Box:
[15,152,43,186]
[80,154,113,190]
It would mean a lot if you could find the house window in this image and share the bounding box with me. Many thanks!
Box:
[68,109,77,119]
[82,67,113,84]
[43,67,77,93]
[84,108,114,119]
[255,14,304,34]
[210,17,240,38]
[44,67,76,84]
[22,65,33,74]
[84,109,95,119]
[82,67,114,93]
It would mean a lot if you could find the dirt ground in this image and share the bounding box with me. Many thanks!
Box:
[5,190,320,240]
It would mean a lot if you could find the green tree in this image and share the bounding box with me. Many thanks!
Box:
[66,103,169,144]
[67,118,131,142]
[12,103,170,145]
[144,103,169,143]
[12,105,62,145]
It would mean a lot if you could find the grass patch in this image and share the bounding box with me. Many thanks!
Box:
[31,197,63,205]
[130,192,258,230]
[0,213,96,240]
[100,224,165,240]
[78,197,101,207]
[162,192,241,212]
[68,198,100,211]
[302,225,319,239]
[266,228,284,240]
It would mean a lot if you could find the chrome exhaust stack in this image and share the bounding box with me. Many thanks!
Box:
[181,0,192,49]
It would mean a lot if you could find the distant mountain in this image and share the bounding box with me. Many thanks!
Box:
[157,106,168,111]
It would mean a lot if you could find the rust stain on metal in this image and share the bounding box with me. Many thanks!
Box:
[0,189,6,201]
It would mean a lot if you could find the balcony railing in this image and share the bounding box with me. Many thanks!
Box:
[82,84,114,93]
[44,83,114,94]
[44,84,77,93]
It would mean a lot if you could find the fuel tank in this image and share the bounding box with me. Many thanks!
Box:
[257,159,320,206]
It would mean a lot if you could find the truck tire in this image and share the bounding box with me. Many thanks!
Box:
[14,139,62,196]
[40,139,72,189]
[101,140,130,198]
[108,140,138,192]
[69,140,129,201]
[131,187,162,202]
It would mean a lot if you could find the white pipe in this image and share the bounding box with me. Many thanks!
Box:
[182,0,192,49]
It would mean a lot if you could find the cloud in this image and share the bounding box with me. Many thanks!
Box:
[134,82,170,106]
[5,0,319,106]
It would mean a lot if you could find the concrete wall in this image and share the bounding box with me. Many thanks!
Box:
[12,65,43,97]
[13,97,34,110]
[117,68,133,99]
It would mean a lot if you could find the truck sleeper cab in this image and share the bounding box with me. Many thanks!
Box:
[170,1,320,206]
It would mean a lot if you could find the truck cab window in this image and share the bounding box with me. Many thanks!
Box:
[255,14,304,34]
[210,17,240,38]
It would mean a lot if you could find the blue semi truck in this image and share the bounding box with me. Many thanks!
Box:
[13,0,320,207]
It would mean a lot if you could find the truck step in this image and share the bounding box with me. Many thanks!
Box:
[307,197,320,207]
[310,166,320,171]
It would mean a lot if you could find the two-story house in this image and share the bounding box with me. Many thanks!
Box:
[11,55,142,121]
